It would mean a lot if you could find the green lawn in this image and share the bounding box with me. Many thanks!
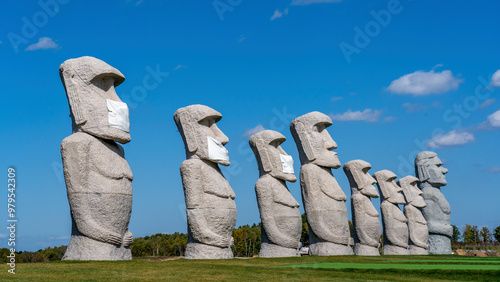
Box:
[2,255,499,281]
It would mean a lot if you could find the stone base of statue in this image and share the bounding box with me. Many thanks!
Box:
[382,244,409,255]
[185,242,233,259]
[409,245,428,255]
[259,242,300,258]
[63,231,131,261]
[428,234,451,254]
[309,242,353,256]
[354,243,379,256]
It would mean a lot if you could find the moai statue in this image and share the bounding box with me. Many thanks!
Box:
[174,105,236,259]
[59,56,133,260]
[373,170,409,255]
[415,151,451,254]
[343,160,381,256]
[249,130,302,258]
[290,111,354,256]
[398,176,429,255]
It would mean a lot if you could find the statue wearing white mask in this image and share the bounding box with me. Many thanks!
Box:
[290,112,354,256]
[373,170,409,255]
[343,160,381,256]
[415,151,451,254]
[249,130,301,258]
[59,56,133,260]
[398,176,429,255]
[174,105,236,259]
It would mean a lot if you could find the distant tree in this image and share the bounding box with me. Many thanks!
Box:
[301,213,309,245]
[451,225,460,244]
[378,234,383,255]
[232,225,260,257]
[494,226,500,243]
[462,225,479,244]
[479,226,492,244]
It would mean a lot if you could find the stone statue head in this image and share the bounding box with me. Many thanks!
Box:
[59,56,130,144]
[415,151,448,187]
[174,104,230,166]
[249,130,297,183]
[373,169,405,204]
[290,111,340,168]
[343,159,379,198]
[398,175,426,208]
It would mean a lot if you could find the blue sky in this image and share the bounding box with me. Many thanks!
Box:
[1,0,499,251]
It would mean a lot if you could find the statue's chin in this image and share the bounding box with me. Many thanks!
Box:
[271,171,297,183]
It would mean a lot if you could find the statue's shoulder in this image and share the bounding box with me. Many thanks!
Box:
[61,132,95,150]
[180,158,204,172]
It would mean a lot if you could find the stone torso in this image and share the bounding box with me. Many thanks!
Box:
[381,201,408,248]
[256,175,301,244]
[404,204,428,252]
[352,193,381,246]
[301,164,349,237]
[61,132,133,260]
[420,186,450,228]
[181,158,237,240]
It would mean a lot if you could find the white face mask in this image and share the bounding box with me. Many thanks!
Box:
[280,154,294,174]
[207,136,229,162]
[107,99,130,133]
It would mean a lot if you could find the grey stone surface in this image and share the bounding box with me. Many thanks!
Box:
[373,170,409,255]
[290,112,353,256]
[399,175,429,255]
[174,105,236,259]
[415,151,452,255]
[249,130,301,258]
[343,160,381,256]
[59,56,133,260]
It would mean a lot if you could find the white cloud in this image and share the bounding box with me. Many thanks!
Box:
[479,98,496,109]
[384,116,397,122]
[271,8,288,20]
[0,233,6,238]
[238,36,246,43]
[490,70,500,88]
[330,96,343,102]
[174,65,187,71]
[330,109,383,122]
[426,130,475,148]
[484,167,500,173]
[25,37,59,51]
[387,69,462,95]
[487,110,500,127]
[291,0,342,5]
[242,124,265,137]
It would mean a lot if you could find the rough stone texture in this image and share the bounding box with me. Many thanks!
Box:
[398,175,429,255]
[373,170,409,255]
[249,130,301,258]
[415,151,452,255]
[174,105,236,259]
[290,112,353,256]
[343,160,381,256]
[59,56,133,260]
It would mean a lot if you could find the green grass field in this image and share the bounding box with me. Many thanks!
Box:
[2,255,499,281]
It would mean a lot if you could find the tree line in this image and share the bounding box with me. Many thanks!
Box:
[3,221,499,263]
